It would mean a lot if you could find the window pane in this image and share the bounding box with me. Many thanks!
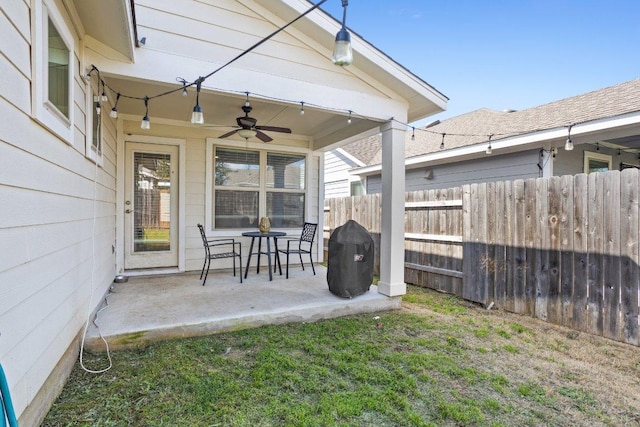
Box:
[215,190,258,229]
[48,17,69,118]
[588,160,609,173]
[215,148,260,187]
[267,153,305,189]
[267,192,304,227]
[350,181,364,196]
[133,152,172,252]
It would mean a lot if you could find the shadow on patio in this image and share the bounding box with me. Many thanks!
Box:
[85,265,401,352]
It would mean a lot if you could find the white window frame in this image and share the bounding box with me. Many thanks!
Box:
[583,151,612,174]
[31,0,75,144]
[86,86,104,165]
[205,139,311,235]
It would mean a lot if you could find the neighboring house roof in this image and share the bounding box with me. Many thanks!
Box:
[355,78,640,168]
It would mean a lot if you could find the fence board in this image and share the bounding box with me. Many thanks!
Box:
[587,172,604,337]
[559,174,575,328]
[620,169,639,345]
[495,181,507,308]
[572,174,589,331]
[603,172,621,341]
[524,178,538,316]
[546,176,562,325]
[534,178,551,321]
[486,182,497,305]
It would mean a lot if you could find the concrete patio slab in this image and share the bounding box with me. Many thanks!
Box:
[85,265,401,352]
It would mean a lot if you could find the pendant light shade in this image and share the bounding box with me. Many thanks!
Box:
[332,0,352,66]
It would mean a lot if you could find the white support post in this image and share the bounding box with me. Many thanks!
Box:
[377,120,406,296]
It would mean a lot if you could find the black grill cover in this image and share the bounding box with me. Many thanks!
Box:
[327,220,374,298]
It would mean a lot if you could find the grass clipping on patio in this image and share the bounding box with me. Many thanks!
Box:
[44,286,639,426]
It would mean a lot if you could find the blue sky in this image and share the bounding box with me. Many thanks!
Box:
[320,0,640,126]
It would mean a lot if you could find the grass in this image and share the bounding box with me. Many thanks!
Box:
[43,286,639,426]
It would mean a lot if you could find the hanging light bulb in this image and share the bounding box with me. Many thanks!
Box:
[100,80,108,102]
[140,97,150,130]
[177,78,188,96]
[485,134,493,155]
[332,0,353,66]
[440,133,446,150]
[347,110,352,124]
[244,92,251,107]
[95,101,101,115]
[191,77,204,125]
[109,93,120,118]
[300,101,305,115]
[411,127,415,141]
[564,125,574,151]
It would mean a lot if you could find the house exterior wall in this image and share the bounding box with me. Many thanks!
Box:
[365,150,541,193]
[554,144,639,177]
[0,0,117,423]
[324,150,359,198]
[120,121,323,273]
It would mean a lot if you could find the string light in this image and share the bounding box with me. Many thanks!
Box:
[140,97,150,130]
[596,142,600,151]
[411,127,415,141]
[177,78,188,96]
[440,133,446,150]
[100,82,108,102]
[109,93,120,118]
[95,101,101,115]
[485,134,493,155]
[332,0,353,66]
[347,110,352,124]
[300,101,305,115]
[564,124,574,151]
[190,77,204,125]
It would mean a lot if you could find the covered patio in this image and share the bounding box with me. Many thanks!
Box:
[85,266,401,353]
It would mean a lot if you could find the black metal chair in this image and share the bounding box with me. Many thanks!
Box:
[275,222,317,279]
[197,224,242,285]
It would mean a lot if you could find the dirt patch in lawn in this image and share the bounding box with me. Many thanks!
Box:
[402,288,640,424]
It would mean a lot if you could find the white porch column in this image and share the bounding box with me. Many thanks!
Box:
[377,120,406,296]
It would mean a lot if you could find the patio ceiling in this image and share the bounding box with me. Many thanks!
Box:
[104,75,385,150]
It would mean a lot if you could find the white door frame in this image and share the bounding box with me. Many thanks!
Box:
[116,134,186,274]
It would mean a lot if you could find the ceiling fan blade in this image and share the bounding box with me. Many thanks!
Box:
[255,125,292,134]
[218,129,238,139]
[255,131,273,143]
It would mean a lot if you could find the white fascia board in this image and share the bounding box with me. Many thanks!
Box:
[263,0,447,110]
[335,148,366,167]
[351,111,640,176]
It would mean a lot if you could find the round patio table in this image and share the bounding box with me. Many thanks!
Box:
[242,231,286,281]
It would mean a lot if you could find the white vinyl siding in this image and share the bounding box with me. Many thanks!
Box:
[0,1,117,422]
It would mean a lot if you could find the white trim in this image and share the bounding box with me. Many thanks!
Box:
[116,135,187,273]
[335,147,366,167]
[205,138,313,236]
[583,150,612,173]
[31,0,76,144]
[351,111,640,176]
[85,86,104,166]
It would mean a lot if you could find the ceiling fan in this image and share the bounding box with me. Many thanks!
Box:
[219,96,292,142]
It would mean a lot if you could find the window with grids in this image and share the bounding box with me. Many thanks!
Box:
[213,148,305,229]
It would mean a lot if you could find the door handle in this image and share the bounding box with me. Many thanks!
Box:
[125,209,133,214]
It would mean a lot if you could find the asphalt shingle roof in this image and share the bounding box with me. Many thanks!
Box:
[342,78,640,167]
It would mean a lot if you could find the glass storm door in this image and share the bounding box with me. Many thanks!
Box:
[124,143,179,269]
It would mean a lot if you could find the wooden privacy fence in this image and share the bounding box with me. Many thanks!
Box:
[324,168,640,346]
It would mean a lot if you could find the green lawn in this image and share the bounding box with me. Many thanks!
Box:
[43,286,639,426]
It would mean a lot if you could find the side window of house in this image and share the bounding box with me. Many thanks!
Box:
[86,85,103,164]
[350,180,364,196]
[213,148,306,229]
[32,0,75,143]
